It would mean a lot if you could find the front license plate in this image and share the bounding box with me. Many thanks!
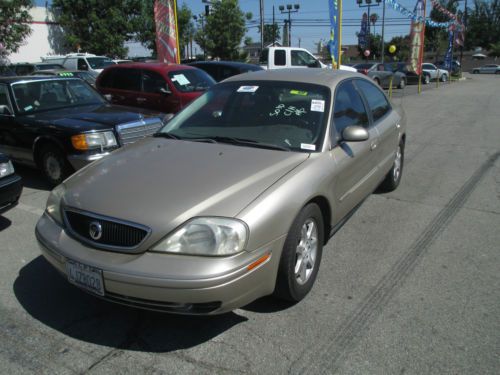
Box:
[66,259,105,296]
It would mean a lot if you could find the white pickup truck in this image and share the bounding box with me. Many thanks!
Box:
[259,47,356,72]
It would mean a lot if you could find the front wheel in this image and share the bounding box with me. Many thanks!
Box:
[398,78,406,89]
[373,77,381,86]
[423,74,430,84]
[274,203,324,302]
[440,74,448,82]
[40,146,73,186]
[378,140,404,192]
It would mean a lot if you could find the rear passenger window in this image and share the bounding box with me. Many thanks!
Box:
[332,80,369,142]
[99,69,115,88]
[110,69,141,91]
[274,50,286,66]
[142,70,167,93]
[355,80,391,122]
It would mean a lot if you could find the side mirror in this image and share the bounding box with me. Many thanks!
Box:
[103,94,112,101]
[158,87,172,95]
[308,60,321,68]
[342,125,369,142]
[0,105,13,116]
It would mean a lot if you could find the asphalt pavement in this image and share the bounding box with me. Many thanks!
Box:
[1,73,499,374]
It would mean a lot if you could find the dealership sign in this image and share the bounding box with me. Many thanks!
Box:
[154,0,180,64]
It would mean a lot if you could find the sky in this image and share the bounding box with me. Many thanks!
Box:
[35,0,466,55]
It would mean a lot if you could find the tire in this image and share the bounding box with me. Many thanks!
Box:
[440,74,448,82]
[398,78,406,89]
[40,146,73,186]
[472,70,478,74]
[423,74,430,84]
[378,140,404,192]
[274,203,324,302]
[374,77,381,86]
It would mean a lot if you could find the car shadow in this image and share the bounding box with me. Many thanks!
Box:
[14,165,51,191]
[0,216,12,231]
[242,296,296,313]
[14,256,248,352]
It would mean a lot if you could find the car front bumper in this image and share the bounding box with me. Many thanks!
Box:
[0,174,22,213]
[67,151,112,170]
[35,213,284,315]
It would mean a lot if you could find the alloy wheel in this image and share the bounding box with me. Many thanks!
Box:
[295,219,318,285]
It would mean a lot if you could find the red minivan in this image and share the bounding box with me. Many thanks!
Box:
[96,63,215,114]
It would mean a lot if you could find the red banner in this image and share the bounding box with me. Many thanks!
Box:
[409,0,426,75]
[154,0,180,64]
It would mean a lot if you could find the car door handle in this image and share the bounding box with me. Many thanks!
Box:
[136,97,147,103]
[370,142,378,150]
[396,123,401,129]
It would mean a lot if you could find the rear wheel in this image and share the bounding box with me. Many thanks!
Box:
[472,70,479,74]
[40,146,72,186]
[440,74,448,82]
[274,203,324,302]
[373,77,381,86]
[378,140,404,192]
[423,74,430,84]
[398,78,406,89]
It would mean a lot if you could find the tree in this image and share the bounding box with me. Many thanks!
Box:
[261,23,280,45]
[358,34,382,60]
[0,0,33,62]
[52,0,143,58]
[194,0,248,60]
[370,13,379,35]
[133,0,156,55]
[424,0,457,54]
[465,0,500,50]
[489,42,500,57]
[387,35,411,61]
[177,4,195,59]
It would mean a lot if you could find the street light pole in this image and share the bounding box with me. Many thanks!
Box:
[279,4,300,47]
[260,0,264,52]
[356,0,383,59]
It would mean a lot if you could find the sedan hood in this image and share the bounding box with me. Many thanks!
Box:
[25,104,162,132]
[63,138,309,246]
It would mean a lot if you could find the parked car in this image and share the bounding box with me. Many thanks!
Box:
[0,76,168,185]
[422,63,449,82]
[259,47,357,72]
[36,69,406,315]
[42,53,115,74]
[187,61,263,82]
[9,62,65,76]
[0,65,17,77]
[384,62,431,85]
[0,153,22,214]
[96,63,215,114]
[353,62,406,89]
[436,60,461,75]
[471,64,500,74]
[31,69,98,87]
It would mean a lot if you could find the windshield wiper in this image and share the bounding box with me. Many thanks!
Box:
[206,136,291,151]
[153,132,181,140]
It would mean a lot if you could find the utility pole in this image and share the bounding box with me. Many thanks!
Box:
[260,0,264,52]
[381,0,386,62]
[272,6,276,46]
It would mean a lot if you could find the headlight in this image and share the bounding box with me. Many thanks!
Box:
[152,217,248,256]
[0,160,15,178]
[71,131,117,151]
[45,184,66,226]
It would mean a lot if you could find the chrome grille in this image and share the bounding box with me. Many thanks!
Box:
[63,208,150,251]
[116,118,163,146]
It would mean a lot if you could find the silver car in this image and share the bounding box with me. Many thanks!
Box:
[472,64,500,74]
[36,69,406,315]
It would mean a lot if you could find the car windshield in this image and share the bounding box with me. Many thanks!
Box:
[160,81,330,152]
[11,79,105,114]
[86,57,115,69]
[167,69,215,93]
[353,63,374,70]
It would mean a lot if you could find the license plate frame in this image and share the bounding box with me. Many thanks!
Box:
[66,259,105,296]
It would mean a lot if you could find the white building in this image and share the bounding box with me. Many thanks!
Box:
[8,6,65,63]
[8,6,151,63]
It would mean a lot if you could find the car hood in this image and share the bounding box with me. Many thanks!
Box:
[25,104,162,132]
[63,138,309,246]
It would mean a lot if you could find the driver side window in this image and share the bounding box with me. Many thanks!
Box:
[331,80,369,143]
[0,85,14,115]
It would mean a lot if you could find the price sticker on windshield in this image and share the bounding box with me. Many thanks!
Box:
[237,86,259,93]
[172,74,190,85]
[311,99,325,112]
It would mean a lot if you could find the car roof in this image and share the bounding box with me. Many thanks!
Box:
[189,61,263,70]
[102,62,197,73]
[222,68,364,87]
[0,76,79,84]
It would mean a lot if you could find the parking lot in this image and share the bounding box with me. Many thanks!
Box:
[1,73,499,374]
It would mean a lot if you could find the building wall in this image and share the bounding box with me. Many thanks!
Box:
[8,6,65,63]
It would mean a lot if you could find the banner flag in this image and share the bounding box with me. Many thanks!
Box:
[328,0,340,69]
[358,13,369,50]
[386,0,450,28]
[154,0,180,64]
[443,26,454,71]
[409,0,426,74]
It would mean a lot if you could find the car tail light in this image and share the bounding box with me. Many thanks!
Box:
[361,69,369,75]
